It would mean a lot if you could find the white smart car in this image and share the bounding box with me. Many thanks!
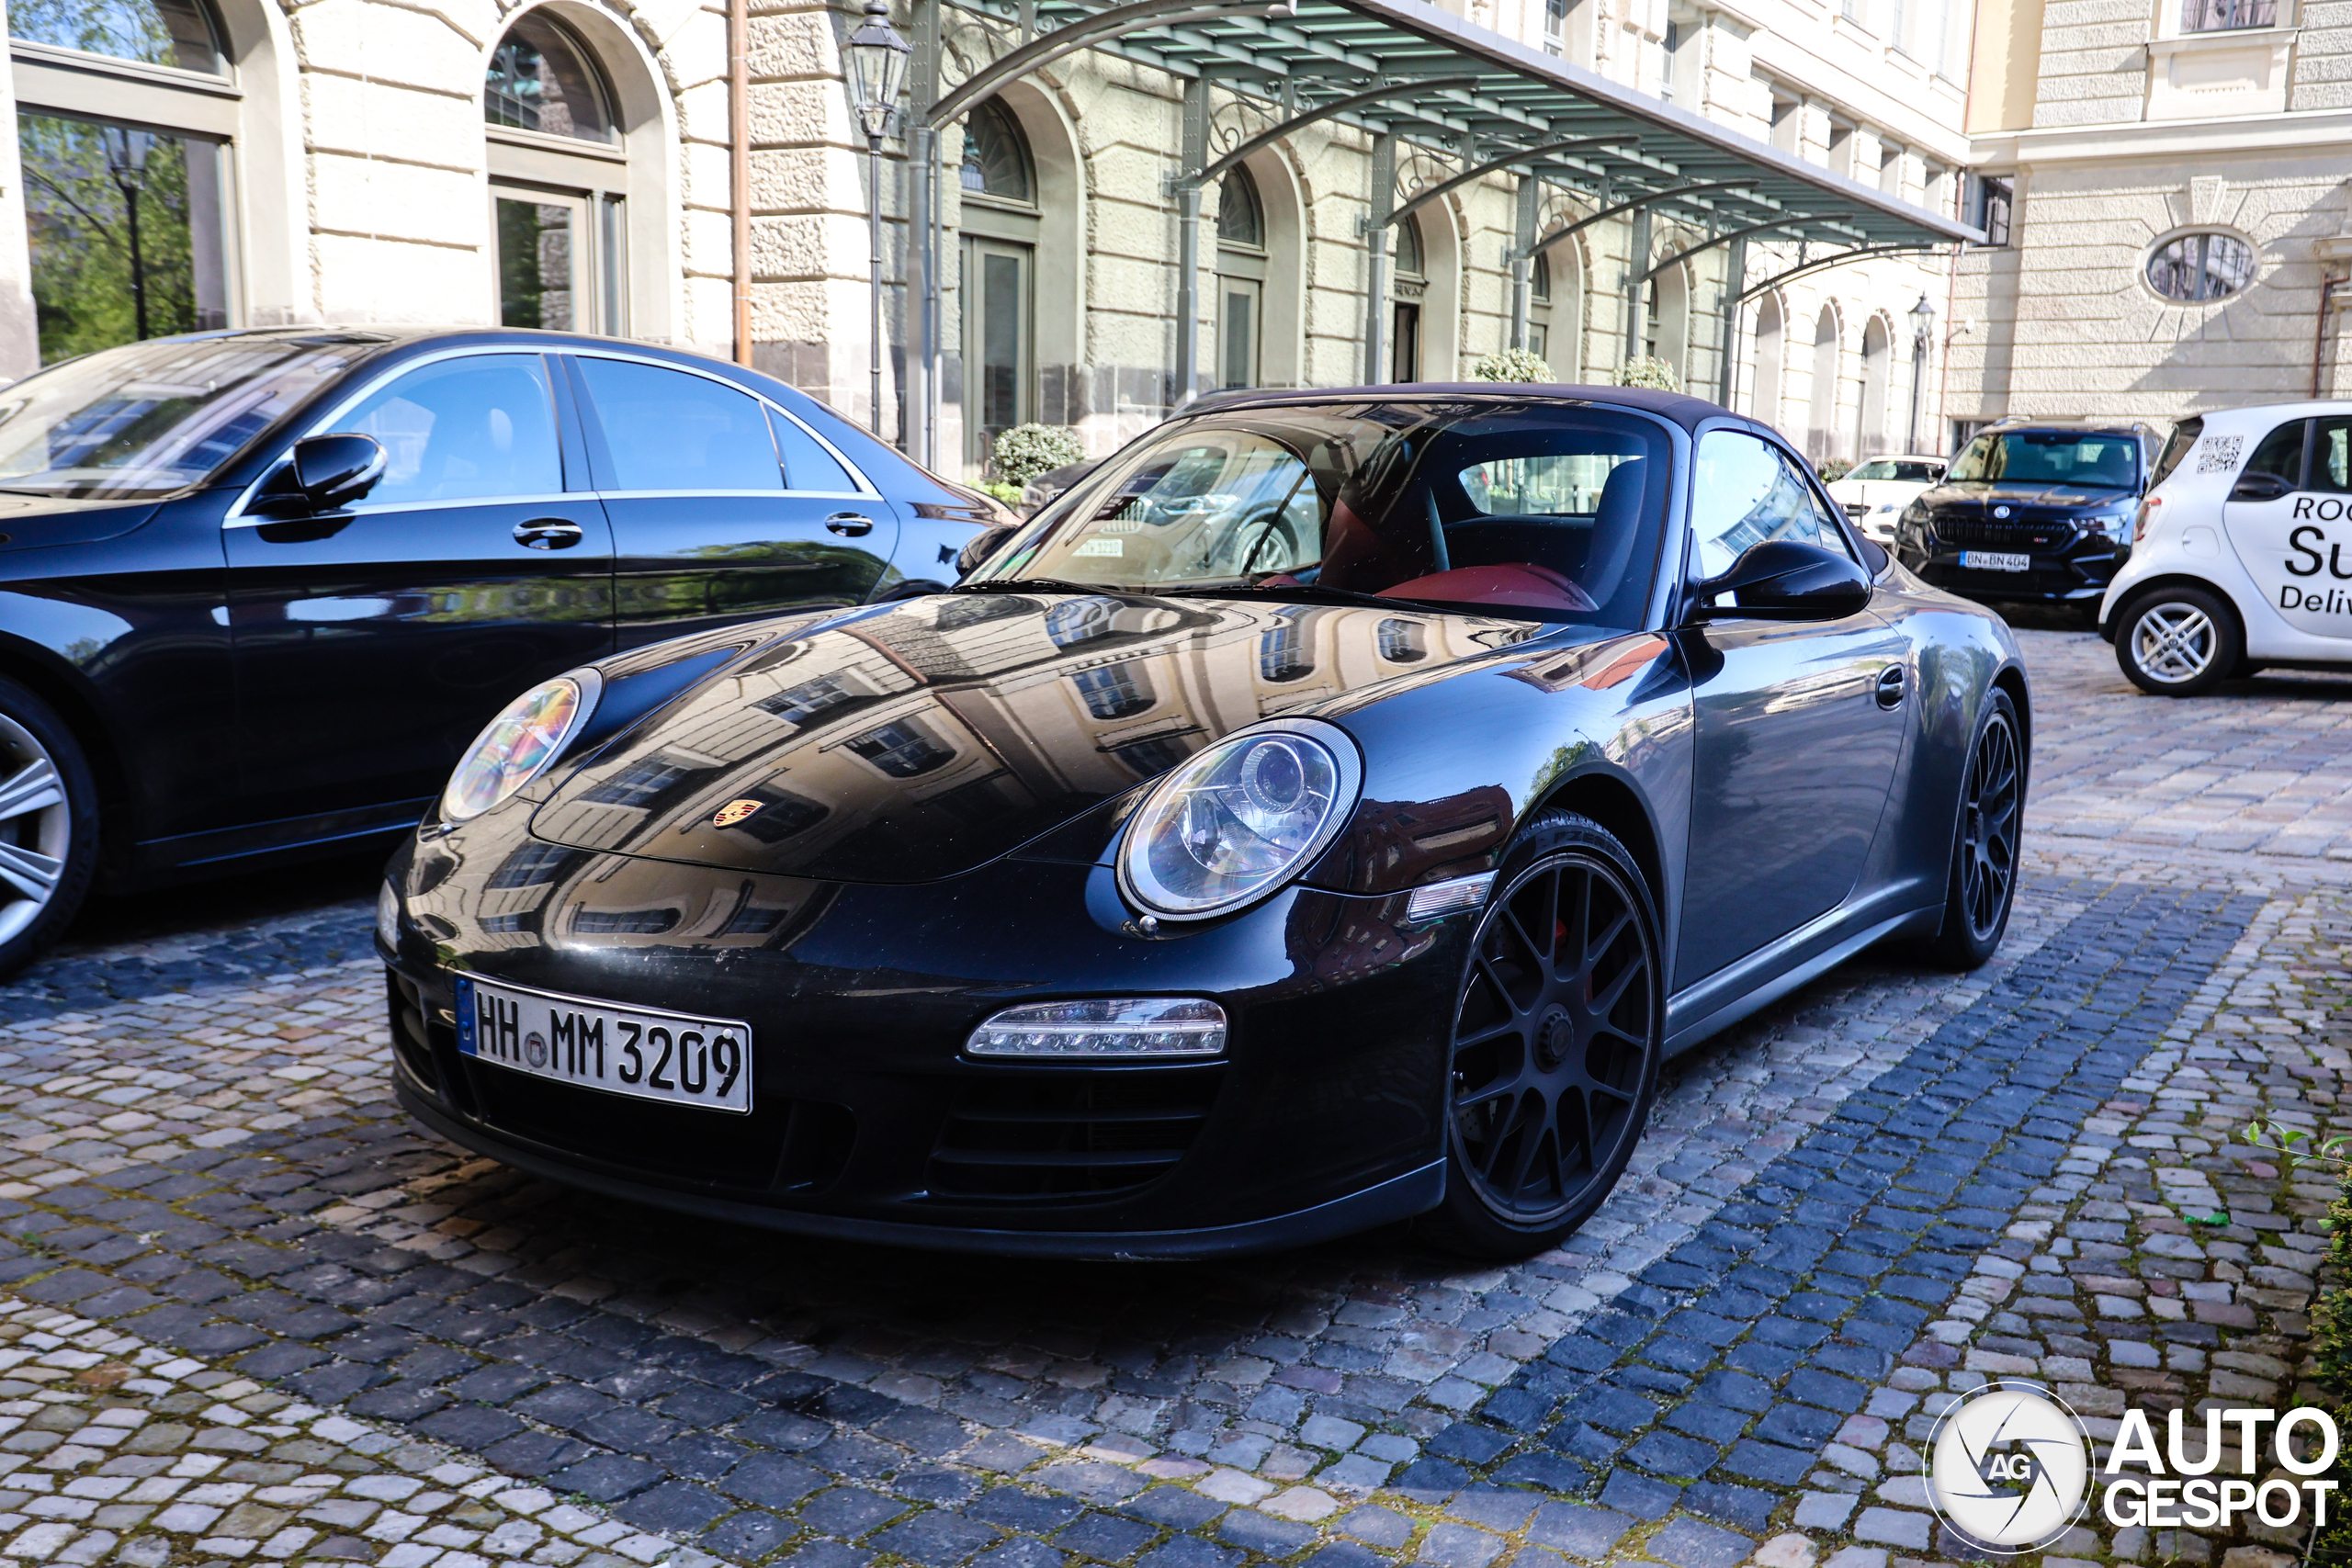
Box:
[2100,401,2352,694]
[1827,455,1947,542]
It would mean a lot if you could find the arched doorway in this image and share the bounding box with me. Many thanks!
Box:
[1857,314,1891,457]
[10,0,235,361]
[485,9,630,333]
[956,96,1036,469]
[1808,304,1841,464]
[1751,293,1784,426]
[1213,165,1264,389]
[1391,214,1426,382]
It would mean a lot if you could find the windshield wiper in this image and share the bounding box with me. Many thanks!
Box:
[948,577,1122,595]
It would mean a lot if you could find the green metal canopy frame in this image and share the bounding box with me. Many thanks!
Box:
[897,0,1980,466]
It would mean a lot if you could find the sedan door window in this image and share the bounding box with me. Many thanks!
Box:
[341,355,565,504]
[574,357,783,491]
[569,355,897,644]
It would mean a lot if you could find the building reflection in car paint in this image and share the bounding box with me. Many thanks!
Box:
[519,598,1517,892]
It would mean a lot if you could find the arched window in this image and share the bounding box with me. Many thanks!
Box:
[486,10,615,141]
[1531,252,1551,301]
[2145,231,2255,302]
[9,0,219,70]
[960,99,1034,205]
[1857,316,1891,457]
[486,9,629,333]
[1751,294,1784,425]
[1215,165,1267,389]
[1216,168,1263,249]
[12,0,234,361]
[1390,215,1425,382]
[960,96,1037,469]
[1808,306,1842,464]
[1394,214,1426,281]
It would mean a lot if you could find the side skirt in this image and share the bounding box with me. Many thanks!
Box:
[1663,897,1942,1059]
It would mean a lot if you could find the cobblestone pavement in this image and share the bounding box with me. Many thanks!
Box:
[0,626,2345,1568]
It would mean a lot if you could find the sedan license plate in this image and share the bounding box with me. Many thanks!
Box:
[1961,549,2032,573]
[453,976,752,1113]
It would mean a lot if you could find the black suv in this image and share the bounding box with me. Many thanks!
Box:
[1894,416,2164,608]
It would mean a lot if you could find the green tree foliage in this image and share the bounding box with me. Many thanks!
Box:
[1469,348,1554,383]
[1612,355,1681,392]
[990,423,1086,488]
[20,114,203,364]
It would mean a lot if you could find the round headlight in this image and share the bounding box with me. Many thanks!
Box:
[1117,719,1363,919]
[442,671,599,823]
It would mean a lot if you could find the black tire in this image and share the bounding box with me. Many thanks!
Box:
[1417,812,1663,1259]
[2115,585,2242,697]
[0,679,98,982]
[1913,688,2022,973]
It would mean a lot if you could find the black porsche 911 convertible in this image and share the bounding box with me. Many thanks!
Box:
[379,386,2028,1259]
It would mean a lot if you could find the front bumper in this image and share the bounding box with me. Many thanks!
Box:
[381,837,1471,1258]
[1896,525,2130,603]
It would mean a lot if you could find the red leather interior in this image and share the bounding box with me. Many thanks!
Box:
[1375,563,1598,613]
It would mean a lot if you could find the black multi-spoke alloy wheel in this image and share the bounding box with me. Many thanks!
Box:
[1915,687,2022,972]
[0,677,99,982]
[2114,584,2241,697]
[1419,812,1662,1258]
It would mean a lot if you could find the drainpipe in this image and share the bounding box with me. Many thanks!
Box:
[2315,274,2347,399]
[729,0,752,367]
[1172,76,1208,406]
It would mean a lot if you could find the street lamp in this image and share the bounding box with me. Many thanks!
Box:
[103,126,155,342]
[847,0,910,436]
[1905,292,1936,453]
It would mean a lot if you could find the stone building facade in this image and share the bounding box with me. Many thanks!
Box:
[1950,0,2352,431]
[0,0,1976,483]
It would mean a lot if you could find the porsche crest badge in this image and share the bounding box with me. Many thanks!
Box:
[713,799,764,829]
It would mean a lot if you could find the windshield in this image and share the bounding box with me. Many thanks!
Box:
[0,335,363,498]
[977,400,1672,626]
[1849,459,1940,482]
[1947,430,2141,490]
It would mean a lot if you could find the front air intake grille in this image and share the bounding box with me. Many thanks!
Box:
[386,972,440,1093]
[1930,515,2075,548]
[926,1066,1223,1201]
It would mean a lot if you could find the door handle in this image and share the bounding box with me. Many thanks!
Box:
[1874,665,1907,709]
[514,519,584,550]
[825,512,876,537]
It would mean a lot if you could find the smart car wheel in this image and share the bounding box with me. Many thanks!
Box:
[0,679,98,982]
[1419,812,1661,1259]
[2116,586,2241,697]
[1914,689,2021,973]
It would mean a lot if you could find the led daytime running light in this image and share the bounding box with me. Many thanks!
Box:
[967,998,1227,1058]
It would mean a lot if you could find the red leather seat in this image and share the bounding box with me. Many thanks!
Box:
[1375,563,1597,613]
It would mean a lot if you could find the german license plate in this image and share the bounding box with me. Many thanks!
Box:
[453,975,752,1113]
[1961,549,2031,572]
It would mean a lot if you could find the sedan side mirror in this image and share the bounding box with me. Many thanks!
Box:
[2230,471,2293,502]
[1689,539,1873,622]
[290,434,388,512]
[956,524,1017,581]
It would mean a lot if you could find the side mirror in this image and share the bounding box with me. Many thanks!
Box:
[956,524,1017,581]
[290,434,387,512]
[1688,539,1873,622]
[2229,471,2292,502]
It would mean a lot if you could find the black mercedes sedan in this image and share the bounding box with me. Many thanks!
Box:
[0,327,1000,976]
[1893,416,2162,610]
[380,386,2029,1259]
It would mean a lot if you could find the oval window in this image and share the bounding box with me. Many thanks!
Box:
[2145,231,2255,302]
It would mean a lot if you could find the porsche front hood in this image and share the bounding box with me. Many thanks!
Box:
[527,591,1549,883]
